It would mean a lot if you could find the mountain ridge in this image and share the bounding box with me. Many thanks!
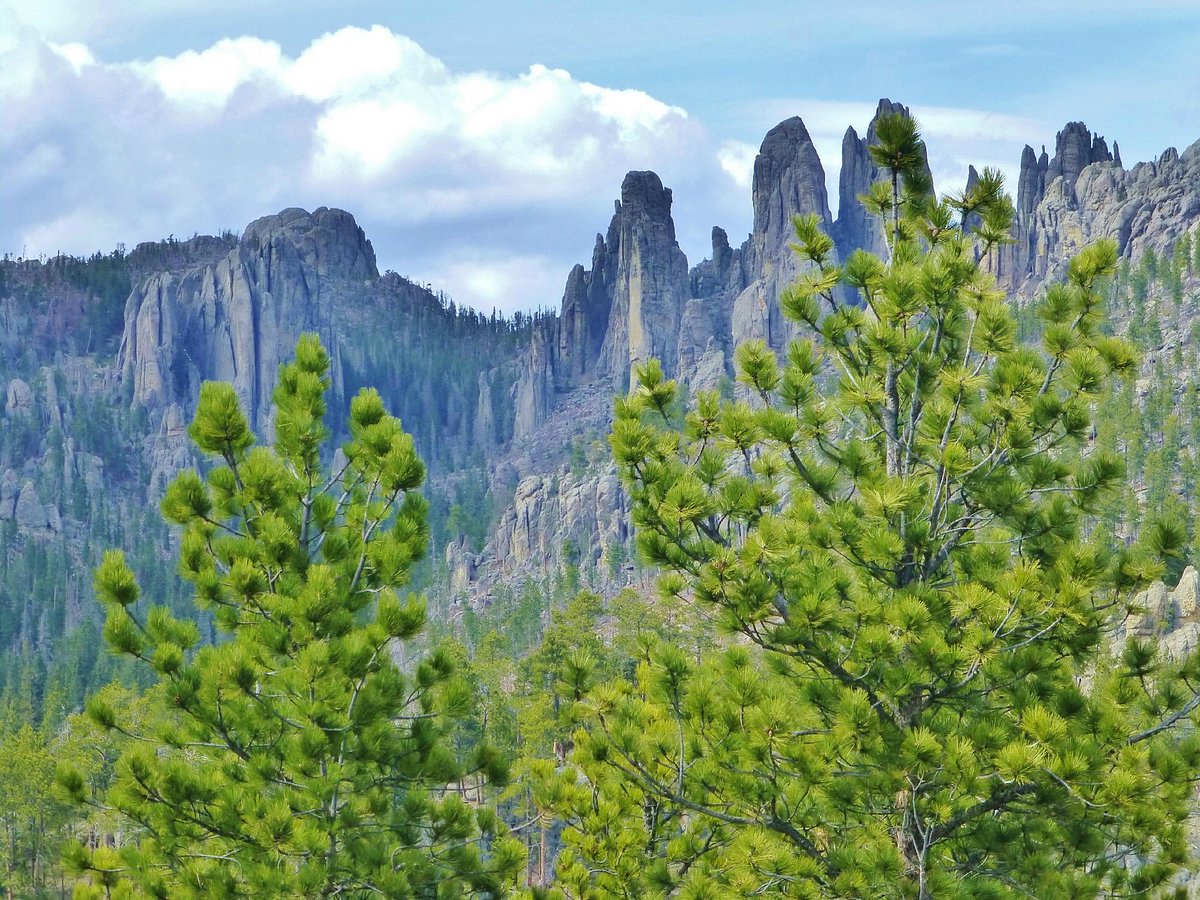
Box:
[6,99,1200,670]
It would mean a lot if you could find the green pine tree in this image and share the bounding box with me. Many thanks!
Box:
[61,334,524,898]
[544,117,1200,899]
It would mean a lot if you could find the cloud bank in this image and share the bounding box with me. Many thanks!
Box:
[0,21,1052,314]
[0,24,739,312]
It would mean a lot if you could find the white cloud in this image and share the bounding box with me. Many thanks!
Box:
[6,142,66,191]
[19,209,126,259]
[717,141,757,189]
[48,41,94,73]
[129,37,285,108]
[286,26,447,102]
[0,28,52,98]
[0,25,731,313]
[425,253,566,313]
[312,97,444,180]
[0,20,1063,315]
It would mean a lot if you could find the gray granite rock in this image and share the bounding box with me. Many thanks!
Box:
[5,378,33,416]
[832,98,930,261]
[14,480,48,530]
[117,206,371,434]
[0,470,18,520]
[594,172,692,388]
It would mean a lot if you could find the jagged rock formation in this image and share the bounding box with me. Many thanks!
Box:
[512,172,695,439]
[474,117,847,598]
[683,116,841,366]
[477,104,1200,610]
[832,98,932,261]
[447,464,636,606]
[0,472,60,533]
[5,378,32,416]
[1046,122,1115,196]
[17,100,1200,627]
[516,113,848,445]
[593,172,692,387]
[117,207,373,433]
[1120,567,1200,660]
[512,323,558,441]
[990,120,1200,295]
[727,116,836,353]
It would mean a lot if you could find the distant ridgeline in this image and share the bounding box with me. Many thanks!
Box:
[5,100,1200,725]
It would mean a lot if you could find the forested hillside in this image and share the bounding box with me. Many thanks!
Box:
[0,221,539,727]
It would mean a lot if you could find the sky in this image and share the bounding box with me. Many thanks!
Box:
[3,2,1200,315]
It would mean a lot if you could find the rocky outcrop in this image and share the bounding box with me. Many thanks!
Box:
[721,116,838,354]
[832,99,930,261]
[747,118,836,275]
[451,465,635,605]
[557,238,614,387]
[513,320,558,441]
[515,110,853,445]
[1120,567,1200,660]
[0,470,18,520]
[0,475,59,533]
[5,378,32,416]
[513,171,697,437]
[996,122,1129,292]
[446,534,478,597]
[61,437,104,498]
[1046,122,1114,198]
[595,172,693,388]
[474,370,498,449]
[117,207,374,433]
[146,403,196,498]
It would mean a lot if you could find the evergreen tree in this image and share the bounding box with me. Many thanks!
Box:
[546,117,1200,898]
[61,335,524,898]
[0,724,70,898]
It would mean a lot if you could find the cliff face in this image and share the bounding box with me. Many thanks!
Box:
[595,172,693,388]
[117,207,375,433]
[832,98,931,261]
[473,105,1200,608]
[463,117,847,600]
[725,116,836,354]
[992,120,1200,295]
[510,172,695,439]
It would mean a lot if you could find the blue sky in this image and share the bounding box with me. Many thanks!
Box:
[4,1,1200,313]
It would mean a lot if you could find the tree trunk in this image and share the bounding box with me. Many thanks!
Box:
[539,820,548,885]
[884,363,901,477]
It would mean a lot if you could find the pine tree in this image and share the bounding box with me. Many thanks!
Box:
[547,117,1200,898]
[0,725,70,898]
[61,335,524,898]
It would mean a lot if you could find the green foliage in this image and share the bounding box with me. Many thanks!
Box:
[549,124,1198,898]
[0,724,73,897]
[65,335,524,898]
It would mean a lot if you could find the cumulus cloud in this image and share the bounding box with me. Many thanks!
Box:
[0,23,740,313]
[129,37,285,108]
[48,41,94,73]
